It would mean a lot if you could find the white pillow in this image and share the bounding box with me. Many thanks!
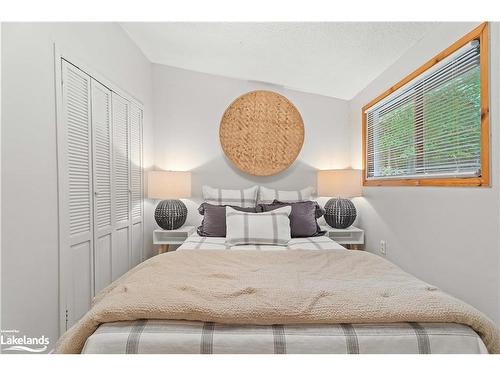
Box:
[259,186,314,204]
[202,185,258,208]
[225,206,292,246]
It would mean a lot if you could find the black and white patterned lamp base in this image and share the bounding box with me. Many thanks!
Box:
[155,199,188,230]
[324,198,357,229]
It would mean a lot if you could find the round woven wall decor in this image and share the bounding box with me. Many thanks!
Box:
[219,90,304,176]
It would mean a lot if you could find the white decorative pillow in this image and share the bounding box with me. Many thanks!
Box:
[259,186,314,204]
[225,206,292,246]
[202,185,258,208]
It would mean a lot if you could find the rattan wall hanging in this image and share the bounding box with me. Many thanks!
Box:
[219,90,304,176]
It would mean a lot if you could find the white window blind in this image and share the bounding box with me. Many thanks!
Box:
[365,40,482,180]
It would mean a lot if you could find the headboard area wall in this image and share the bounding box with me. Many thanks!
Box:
[152,64,351,198]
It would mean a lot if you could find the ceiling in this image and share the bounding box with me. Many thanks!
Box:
[121,22,436,100]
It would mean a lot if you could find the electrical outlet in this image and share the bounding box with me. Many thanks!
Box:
[379,240,387,256]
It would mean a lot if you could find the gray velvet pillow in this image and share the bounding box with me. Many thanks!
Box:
[197,203,257,237]
[258,200,326,238]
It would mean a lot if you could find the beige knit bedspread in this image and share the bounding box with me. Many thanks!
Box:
[55,249,500,353]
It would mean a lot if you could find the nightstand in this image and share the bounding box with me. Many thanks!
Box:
[153,226,196,254]
[321,226,365,250]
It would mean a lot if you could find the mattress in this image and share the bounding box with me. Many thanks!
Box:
[82,320,488,354]
[177,233,346,251]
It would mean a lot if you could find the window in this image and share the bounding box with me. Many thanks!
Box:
[362,23,489,187]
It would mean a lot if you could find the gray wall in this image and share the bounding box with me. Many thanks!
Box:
[152,64,351,226]
[1,22,155,349]
[152,64,352,193]
[349,22,500,323]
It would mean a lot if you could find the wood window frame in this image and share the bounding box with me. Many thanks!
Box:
[362,22,490,187]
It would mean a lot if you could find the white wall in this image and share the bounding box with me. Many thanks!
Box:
[1,22,155,349]
[152,64,351,225]
[350,22,500,323]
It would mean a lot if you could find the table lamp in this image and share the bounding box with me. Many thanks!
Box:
[148,170,191,230]
[317,169,362,229]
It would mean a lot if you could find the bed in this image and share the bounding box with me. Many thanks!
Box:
[55,234,499,354]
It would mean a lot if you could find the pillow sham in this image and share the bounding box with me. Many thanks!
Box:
[225,206,292,246]
[197,203,258,237]
[258,186,314,204]
[202,185,258,208]
[259,200,326,238]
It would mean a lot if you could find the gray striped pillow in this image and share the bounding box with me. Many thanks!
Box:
[225,206,292,246]
[202,185,258,208]
[258,186,314,204]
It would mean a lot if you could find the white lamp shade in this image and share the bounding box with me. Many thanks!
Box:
[317,169,362,198]
[147,171,191,199]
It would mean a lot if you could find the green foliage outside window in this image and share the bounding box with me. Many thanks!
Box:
[374,66,481,177]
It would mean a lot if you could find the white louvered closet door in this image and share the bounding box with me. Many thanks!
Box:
[91,80,113,293]
[111,93,131,281]
[129,103,144,268]
[58,58,145,333]
[59,60,94,329]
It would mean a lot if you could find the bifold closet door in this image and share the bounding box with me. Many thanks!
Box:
[59,59,145,332]
[129,104,144,268]
[59,60,94,329]
[91,79,113,293]
[111,93,131,281]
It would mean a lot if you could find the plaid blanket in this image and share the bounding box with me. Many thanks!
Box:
[178,234,346,251]
[82,320,488,354]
